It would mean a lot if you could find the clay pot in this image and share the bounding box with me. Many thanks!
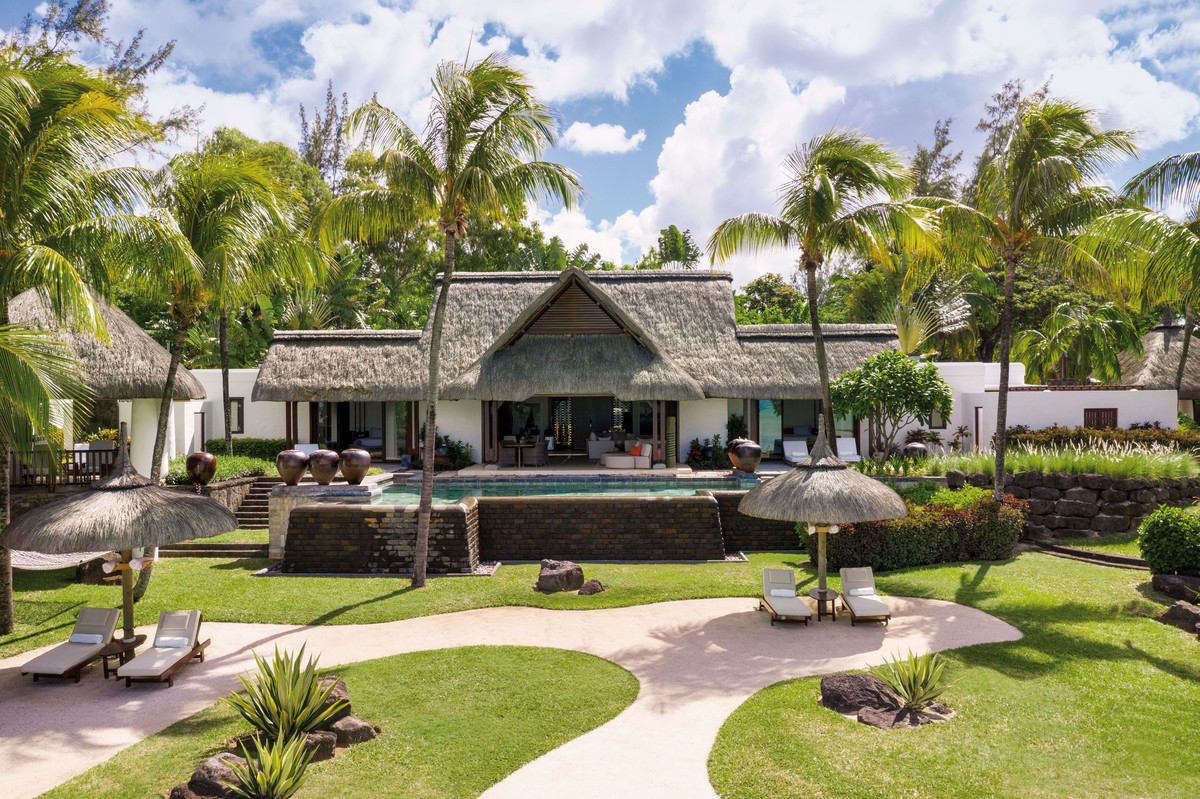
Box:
[276,450,310,485]
[339,448,371,485]
[185,451,217,486]
[726,438,750,470]
[731,440,762,473]
[308,449,340,485]
[902,442,930,460]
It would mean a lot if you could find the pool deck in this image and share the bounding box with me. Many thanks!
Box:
[446,463,788,479]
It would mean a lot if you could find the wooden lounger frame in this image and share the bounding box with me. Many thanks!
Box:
[844,599,890,627]
[758,596,810,626]
[124,638,209,687]
[23,652,105,684]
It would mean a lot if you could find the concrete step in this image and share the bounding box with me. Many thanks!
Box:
[159,542,268,558]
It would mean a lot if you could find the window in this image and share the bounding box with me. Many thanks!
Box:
[930,409,946,429]
[1083,408,1118,429]
[229,398,245,434]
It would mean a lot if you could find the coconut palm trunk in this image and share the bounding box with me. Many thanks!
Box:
[414,230,457,588]
[220,308,233,456]
[0,294,9,632]
[992,254,1018,502]
[1176,305,1194,392]
[151,312,195,482]
[803,257,838,453]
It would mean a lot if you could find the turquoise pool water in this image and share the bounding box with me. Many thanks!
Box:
[375,478,754,504]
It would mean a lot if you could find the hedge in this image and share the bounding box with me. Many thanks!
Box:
[809,496,1026,573]
[164,455,271,485]
[204,438,288,460]
[1138,506,1200,575]
[1008,424,1200,452]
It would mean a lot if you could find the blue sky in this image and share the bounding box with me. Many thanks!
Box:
[6,1,1200,285]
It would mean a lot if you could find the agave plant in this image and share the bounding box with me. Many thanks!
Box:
[224,645,349,742]
[882,649,953,712]
[226,735,313,799]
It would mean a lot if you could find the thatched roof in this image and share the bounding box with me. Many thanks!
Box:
[252,268,900,402]
[1119,324,1200,399]
[252,330,426,402]
[0,442,238,554]
[739,426,907,524]
[8,289,206,400]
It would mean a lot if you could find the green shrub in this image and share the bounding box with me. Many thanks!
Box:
[924,441,1200,480]
[206,438,289,460]
[1138,506,1200,575]
[854,456,928,477]
[1179,414,1200,435]
[880,650,953,712]
[164,455,272,485]
[812,497,1024,572]
[223,645,349,742]
[927,485,990,509]
[1008,423,1200,452]
[898,480,941,506]
[227,735,313,799]
[726,413,748,442]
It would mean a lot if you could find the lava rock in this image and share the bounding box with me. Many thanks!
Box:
[170,785,208,799]
[1079,473,1112,491]
[1013,471,1041,488]
[304,730,337,762]
[535,559,585,593]
[819,673,901,714]
[944,470,965,489]
[1157,600,1200,632]
[966,472,991,488]
[318,676,352,724]
[1091,515,1131,534]
[578,578,607,595]
[330,714,379,746]
[187,752,246,798]
[857,706,931,729]
[1152,574,1200,602]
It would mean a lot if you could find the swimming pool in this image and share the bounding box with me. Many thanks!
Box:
[374,477,756,504]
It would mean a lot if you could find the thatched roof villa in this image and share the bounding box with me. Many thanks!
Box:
[1119,322,1200,401]
[251,267,896,465]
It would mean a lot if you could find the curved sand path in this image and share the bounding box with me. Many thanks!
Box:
[0,597,1020,799]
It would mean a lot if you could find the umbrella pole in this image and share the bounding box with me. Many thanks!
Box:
[817,529,828,595]
[120,548,135,642]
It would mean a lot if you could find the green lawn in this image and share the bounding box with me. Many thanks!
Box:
[708,554,1198,799]
[1054,532,1142,558]
[40,646,638,799]
[4,552,811,660]
[188,527,269,544]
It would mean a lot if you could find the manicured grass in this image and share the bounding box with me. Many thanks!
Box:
[709,554,1199,799]
[1055,532,1142,558]
[41,646,638,799]
[3,553,812,660]
[188,527,269,544]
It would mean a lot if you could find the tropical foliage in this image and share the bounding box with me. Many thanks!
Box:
[226,735,313,799]
[881,650,954,712]
[925,441,1200,479]
[1012,301,1142,383]
[830,350,952,456]
[223,645,349,742]
[1137,506,1200,576]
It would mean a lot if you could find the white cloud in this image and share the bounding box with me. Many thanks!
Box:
[560,122,646,155]
[530,206,629,265]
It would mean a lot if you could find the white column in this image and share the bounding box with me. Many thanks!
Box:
[130,398,167,477]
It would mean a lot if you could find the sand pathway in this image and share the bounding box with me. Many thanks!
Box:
[0,597,1021,799]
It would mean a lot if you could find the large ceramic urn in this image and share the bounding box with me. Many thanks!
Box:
[185,451,217,491]
[276,450,310,486]
[308,449,340,485]
[729,438,763,474]
[339,448,371,485]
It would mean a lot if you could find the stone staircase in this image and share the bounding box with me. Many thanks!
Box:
[234,475,283,529]
[157,541,268,559]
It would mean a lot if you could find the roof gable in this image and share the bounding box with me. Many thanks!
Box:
[522,280,624,336]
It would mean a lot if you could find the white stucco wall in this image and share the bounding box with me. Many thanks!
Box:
[192,369,287,441]
[430,400,483,464]
[679,398,730,462]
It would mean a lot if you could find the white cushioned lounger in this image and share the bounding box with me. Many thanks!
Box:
[759,568,812,626]
[839,567,891,626]
[784,441,810,465]
[21,607,120,683]
[117,610,209,687]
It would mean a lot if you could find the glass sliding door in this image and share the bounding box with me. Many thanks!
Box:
[757,399,783,460]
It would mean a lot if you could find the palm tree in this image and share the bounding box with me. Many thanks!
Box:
[147,151,317,472]
[946,100,1136,499]
[707,130,935,445]
[0,51,189,632]
[1012,302,1142,384]
[319,55,582,587]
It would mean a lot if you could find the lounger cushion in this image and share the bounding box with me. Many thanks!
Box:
[22,642,106,675]
[769,588,796,597]
[154,610,201,648]
[117,646,192,678]
[762,594,813,619]
[844,593,890,619]
[155,636,190,648]
[847,587,875,597]
[69,633,105,645]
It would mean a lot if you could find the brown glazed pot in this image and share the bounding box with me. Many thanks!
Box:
[339,448,371,485]
[185,451,217,487]
[276,450,310,486]
[308,449,340,485]
[726,438,751,470]
[732,440,763,473]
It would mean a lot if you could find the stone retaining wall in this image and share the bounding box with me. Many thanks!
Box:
[475,496,726,561]
[953,471,1200,539]
[282,501,479,574]
[167,476,256,514]
[708,491,799,551]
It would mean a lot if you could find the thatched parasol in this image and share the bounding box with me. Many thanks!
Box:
[739,419,907,597]
[0,425,237,640]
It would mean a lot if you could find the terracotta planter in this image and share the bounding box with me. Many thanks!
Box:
[308,450,340,485]
[185,451,217,487]
[902,442,930,459]
[731,440,762,473]
[339,448,371,485]
[727,438,750,470]
[276,450,309,486]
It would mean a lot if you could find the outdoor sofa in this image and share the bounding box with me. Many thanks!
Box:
[117,610,210,687]
[21,607,120,683]
[759,568,812,625]
[839,567,891,625]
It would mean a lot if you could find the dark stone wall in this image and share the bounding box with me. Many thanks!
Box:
[709,491,800,551]
[476,496,726,561]
[283,502,479,574]
[956,471,1200,539]
[167,476,256,514]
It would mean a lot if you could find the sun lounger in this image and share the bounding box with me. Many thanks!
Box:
[839,567,891,626]
[835,437,862,463]
[784,440,810,465]
[117,610,210,687]
[759,568,812,626]
[21,607,120,683]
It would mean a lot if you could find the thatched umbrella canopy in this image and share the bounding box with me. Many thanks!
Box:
[739,419,906,595]
[0,426,237,639]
